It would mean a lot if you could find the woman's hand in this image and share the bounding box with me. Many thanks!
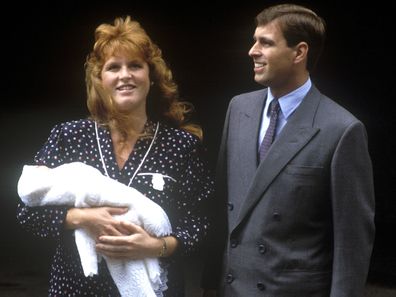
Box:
[65,207,128,239]
[95,221,161,259]
[96,221,178,259]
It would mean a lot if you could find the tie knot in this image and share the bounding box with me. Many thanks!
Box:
[269,99,280,116]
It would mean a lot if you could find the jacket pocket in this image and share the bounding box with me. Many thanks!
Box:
[284,165,323,177]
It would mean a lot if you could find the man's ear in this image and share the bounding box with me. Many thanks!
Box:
[294,42,308,64]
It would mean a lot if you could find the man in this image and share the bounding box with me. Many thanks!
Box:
[202,4,375,297]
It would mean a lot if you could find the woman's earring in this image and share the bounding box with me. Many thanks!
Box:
[150,81,154,86]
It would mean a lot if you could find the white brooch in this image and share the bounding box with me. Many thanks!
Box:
[137,173,176,191]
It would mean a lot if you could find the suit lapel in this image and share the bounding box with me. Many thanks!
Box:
[233,87,322,231]
[237,93,267,178]
[233,89,267,197]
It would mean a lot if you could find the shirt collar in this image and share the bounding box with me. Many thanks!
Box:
[268,78,312,119]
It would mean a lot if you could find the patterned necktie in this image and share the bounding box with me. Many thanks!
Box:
[259,99,280,162]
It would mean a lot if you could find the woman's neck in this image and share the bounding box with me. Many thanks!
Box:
[110,115,148,170]
[111,114,147,137]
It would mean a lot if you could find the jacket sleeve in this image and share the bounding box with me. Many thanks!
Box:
[330,120,375,297]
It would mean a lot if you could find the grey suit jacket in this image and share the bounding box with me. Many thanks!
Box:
[213,85,375,297]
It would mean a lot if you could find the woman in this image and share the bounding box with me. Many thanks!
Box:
[16,16,214,297]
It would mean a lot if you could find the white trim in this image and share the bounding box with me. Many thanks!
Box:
[94,121,160,187]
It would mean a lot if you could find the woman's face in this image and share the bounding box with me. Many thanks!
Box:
[101,54,151,115]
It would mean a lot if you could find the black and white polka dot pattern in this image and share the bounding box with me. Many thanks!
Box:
[16,119,215,297]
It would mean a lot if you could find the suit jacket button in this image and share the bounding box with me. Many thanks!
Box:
[273,211,281,221]
[227,202,234,211]
[226,273,234,284]
[258,244,266,254]
[230,239,238,248]
[257,282,266,291]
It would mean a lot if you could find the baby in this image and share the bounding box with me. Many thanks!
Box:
[17,162,172,297]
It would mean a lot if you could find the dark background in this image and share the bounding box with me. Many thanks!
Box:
[1,0,395,291]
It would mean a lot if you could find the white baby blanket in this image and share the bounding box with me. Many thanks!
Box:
[17,162,172,297]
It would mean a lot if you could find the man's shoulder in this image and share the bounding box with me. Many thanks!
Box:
[307,85,360,125]
[229,88,268,108]
[318,95,360,123]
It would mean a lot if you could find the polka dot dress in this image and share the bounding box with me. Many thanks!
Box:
[16,119,215,297]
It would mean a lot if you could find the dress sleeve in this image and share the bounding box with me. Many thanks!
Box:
[34,123,68,167]
[16,123,70,239]
[171,138,215,256]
